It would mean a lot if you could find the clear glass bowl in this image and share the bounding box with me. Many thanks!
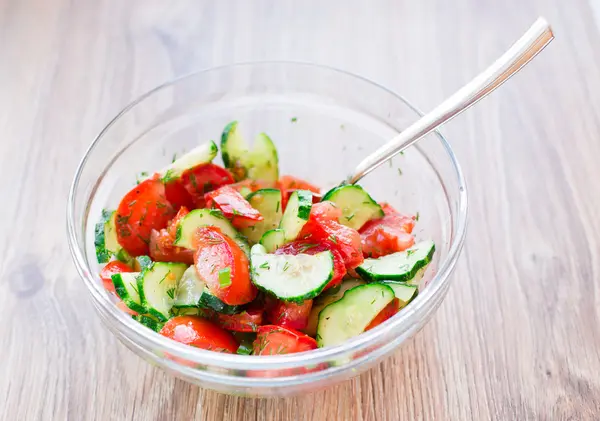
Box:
[67,62,467,397]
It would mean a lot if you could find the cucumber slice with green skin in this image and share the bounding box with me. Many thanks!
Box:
[158,140,218,182]
[250,244,334,303]
[316,283,395,348]
[111,272,146,314]
[242,189,283,244]
[137,262,188,321]
[221,121,279,182]
[95,210,123,263]
[259,229,286,253]
[321,185,384,230]
[198,286,244,314]
[133,314,164,332]
[355,240,435,283]
[381,282,418,308]
[305,279,365,336]
[115,248,134,266]
[173,208,250,255]
[173,266,205,309]
[171,307,207,316]
[279,190,313,242]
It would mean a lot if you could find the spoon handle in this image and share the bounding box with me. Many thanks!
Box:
[345,17,554,185]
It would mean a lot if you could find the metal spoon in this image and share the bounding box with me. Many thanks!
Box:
[335,17,554,190]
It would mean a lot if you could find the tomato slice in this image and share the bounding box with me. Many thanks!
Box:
[149,207,194,264]
[265,297,313,331]
[99,261,134,294]
[164,179,195,211]
[275,240,346,290]
[160,316,239,353]
[365,298,399,331]
[193,227,257,305]
[215,307,263,332]
[204,185,264,229]
[253,325,318,355]
[180,163,235,208]
[310,201,342,222]
[277,175,320,193]
[299,217,363,270]
[115,176,176,256]
[360,203,416,258]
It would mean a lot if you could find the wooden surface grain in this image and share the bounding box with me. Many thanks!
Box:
[1,0,600,419]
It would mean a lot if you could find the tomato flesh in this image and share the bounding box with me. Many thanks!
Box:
[229,179,276,194]
[365,298,399,331]
[180,163,235,208]
[99,261,133,294]
[300,217,363,270]
[253,325,317,355]
[193,227,257,305]
[149,207,194,264]
[275,240,346,290]
[204,185,263,229]
[265,296,313,331]
[164,179,195,211]
[360,203,416,258]
[215,307,263,332]
[310,201,342,221]
[115,177,176,256]
[277,175,320,193]
[160,316,239,353]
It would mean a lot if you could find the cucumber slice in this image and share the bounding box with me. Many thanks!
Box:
[133,314,164,332]
[242,189,283,244]
[173,266,205,309]
[138,262,188,321]
[94,210,122,263]
[279,190,313,242]
[171,307,207,316]
[133,255,153,272]
[221,121,279,182]
[198,287,243,314]
[111,272,145,313]
[321,185,383,230]
[115,248,134,266]
[381,282,418,308]
[173,208,250,255]
[158,140,218,182]
[355,240,435,282]
[305,279,365,336]
[316,283,395,347]
[250,244,333,302]
[259,229,286,253]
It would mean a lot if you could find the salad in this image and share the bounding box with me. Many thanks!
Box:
[95,121,435,355]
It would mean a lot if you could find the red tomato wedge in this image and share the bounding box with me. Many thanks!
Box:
[149,207,194,264]
[365,298,399,331]
[160,316,239,353]
[275,240,346,290]
[310,201,342,222]
[193,227,257,305]
[100,261,133,294]
[204,185,263,229]
[299,217,364,270]
[215,307,263,332]
[180,163,235,208]
[360,203,416,258]
[265,298,313,331]
[115,177,176,256]
[164,179,195,211]
[278,176,322,211]
[253,325,318,355]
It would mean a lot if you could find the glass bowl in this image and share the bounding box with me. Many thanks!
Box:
[67,62,467,397]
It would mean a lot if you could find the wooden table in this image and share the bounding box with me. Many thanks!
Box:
[2,0,600,419]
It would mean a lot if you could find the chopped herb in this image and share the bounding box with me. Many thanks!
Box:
[276,201,280,213]
[370,298,376,305]
[158,272,169,284]
[400,151,404,156]
[232,209,241,216]
[161,169,176,183]
[259,262,270,270]
[328,235,338,244]
[128,200,137,207]
[171,153,178,163]
[282,262,291,272]
[315,333,322,341]
[189,173,198,189]
[415,212,420,221]
[362,201,372,205]
[203,181,213,193]
[298,243,318,253]
[136,234,150,245]
[340,124,345,130]
[166,287,176,300]
[218,267,232,288]
[406,250,415,257]
[291,117,298,123]
[156,201,167,208]
[397,168,403,176]
[345,213,355,222]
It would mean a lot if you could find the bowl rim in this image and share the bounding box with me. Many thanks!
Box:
[67,60,468,372]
